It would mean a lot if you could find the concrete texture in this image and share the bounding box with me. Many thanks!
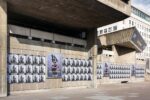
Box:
[8,27,146,93]
[9,25,87,46]
[7,0,131,29]
[0,0,7,97]
[98,27,146,52]
[112,45,136,64]
[87,29,98,88]
[0,0,132,97]
[1,82,150,100]
[9,36,89,92]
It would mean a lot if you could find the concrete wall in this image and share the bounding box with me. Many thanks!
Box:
[113,45,136,64]
[9,25,87,47]
[96,45,146,85]
[97,55,115,63]
[8,25,146,93]
[9,36,90,92]
[0,0,7,97]
[97,45,137,64]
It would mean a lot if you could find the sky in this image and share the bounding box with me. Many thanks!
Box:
[131,0,150,15]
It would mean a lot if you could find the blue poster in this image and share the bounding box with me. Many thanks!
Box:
[103,62,110,77]
[47,53,62,78]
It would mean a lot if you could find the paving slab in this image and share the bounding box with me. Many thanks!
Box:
[0,82,150,100]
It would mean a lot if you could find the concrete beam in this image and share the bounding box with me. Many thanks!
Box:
[0,0,7,97]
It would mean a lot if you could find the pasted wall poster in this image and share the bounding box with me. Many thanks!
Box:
[103,62,110,77]
[47,53,62,78]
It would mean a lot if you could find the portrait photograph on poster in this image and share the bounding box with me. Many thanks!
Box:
[47,53,62,78]
[103,62,110,77]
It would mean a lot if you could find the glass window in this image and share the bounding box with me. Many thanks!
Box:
[113,26,117,31]
[108,27,112,32]
[132,21,134,26]
[132,7,150,22]
[104,29,107,33]
[99,30,103,34]
[129,20,131,24]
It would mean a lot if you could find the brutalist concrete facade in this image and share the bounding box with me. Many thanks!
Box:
[0,0,133,97]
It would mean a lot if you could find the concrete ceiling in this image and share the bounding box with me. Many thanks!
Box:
[7,0,129,30]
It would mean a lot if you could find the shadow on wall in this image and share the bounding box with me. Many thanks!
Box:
[9,36,89,53]
[115,45,135,56]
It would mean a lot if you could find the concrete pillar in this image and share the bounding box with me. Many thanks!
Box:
[0,0,7,97]
[112,45,118,63]
[87,29,98,88]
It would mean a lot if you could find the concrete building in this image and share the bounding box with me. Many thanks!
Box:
[98,6,150,60]
[1,0,145,97]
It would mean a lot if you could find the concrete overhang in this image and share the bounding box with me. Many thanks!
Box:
[7,0,131,30]
[98,27,147,52]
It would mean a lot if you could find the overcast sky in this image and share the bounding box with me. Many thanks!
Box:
[131,0,150,15]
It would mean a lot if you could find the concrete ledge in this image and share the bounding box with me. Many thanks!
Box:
[0,94,7,97]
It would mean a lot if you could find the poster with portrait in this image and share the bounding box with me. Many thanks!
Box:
[47,53,62,78]
[103,62,110,77]
[131,65,136,76]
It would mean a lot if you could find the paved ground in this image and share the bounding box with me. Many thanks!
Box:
[1,82,150,100]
